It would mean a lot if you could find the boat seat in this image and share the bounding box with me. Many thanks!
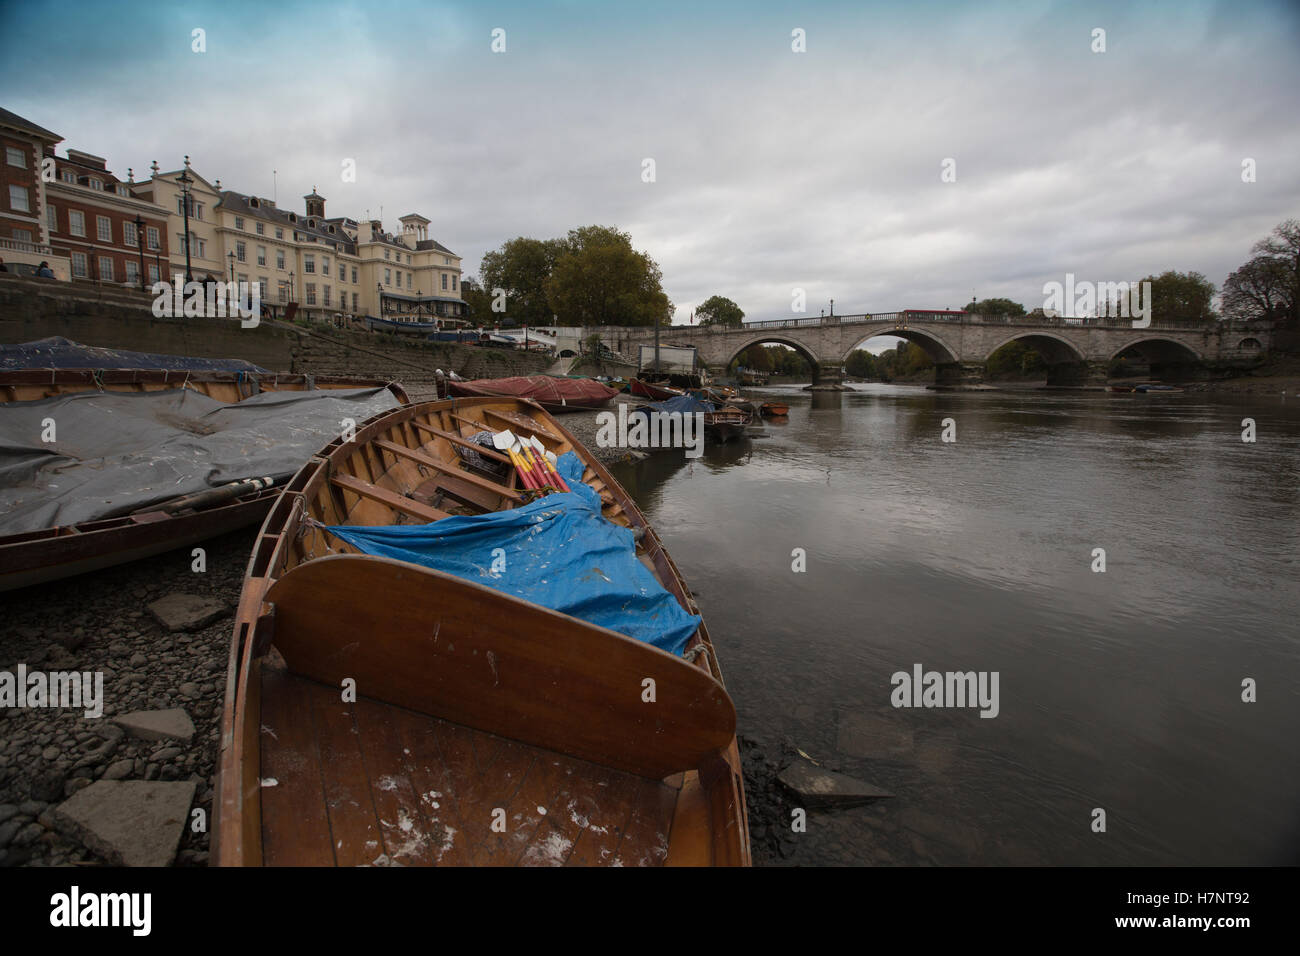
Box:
[263,554,737,780]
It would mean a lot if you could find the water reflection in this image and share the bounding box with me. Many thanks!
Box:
[612,387,1300,866]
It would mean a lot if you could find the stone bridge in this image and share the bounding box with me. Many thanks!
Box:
[596,310,1273,387]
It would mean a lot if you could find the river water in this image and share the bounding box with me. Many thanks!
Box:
[610,384,1300,866]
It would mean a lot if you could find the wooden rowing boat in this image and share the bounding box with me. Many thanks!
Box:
[442,374,620,413]
[0,371,408,591]
[760,402,790,417]
[213,396,751,866]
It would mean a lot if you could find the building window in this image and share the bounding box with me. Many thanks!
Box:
[441,273,448,290]
[451,274,457,291]
[69,210,85,236]
[8,184,30,213]
[98,256,113,281]
[97,216,112,242]
[258,277,268,299]
[395,270,401,286]
[178,233,205,257]
[46,205,56,233]
[148,263,160,283]
[146,226,159,250]
[351,266,357,284]
[125,260,139,284]
[407,273,412,289]
[406,255,411,264]
[257,245,266,266]
[116,185,129,197]
[237,273,248,288]
[234,216,244,230]
[275,227,283,239]
[304,254,315,273]
[71,252,88,277]
[124,221,138,246]
[236,240,246,262]
[256,221,264,235]
[195,236,206,257]
[305,283,316,305]
[88,179,103,191]
[384,250,390,260]
[5,146,26,167]
[278,281,288,303]
[384,268,391,285]
[193,203,203,220]
[12,228,32,243]
[352,292,359,312]
[323,286,331,306]
[322,256,330,277]
[276,249,285,270]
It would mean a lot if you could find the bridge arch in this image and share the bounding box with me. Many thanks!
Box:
[1108,336,1203,363]
[723,334,822,370]
[983,331,1086,365]
[1237,337,1263,351]
[841,326,960,366]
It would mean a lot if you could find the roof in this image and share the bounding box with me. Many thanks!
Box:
[0,107,61,142]
[219,190,358,255]
[415,238,457,257]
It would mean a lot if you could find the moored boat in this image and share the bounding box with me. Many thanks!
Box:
[629,377,685,401]
[760,401,790,417]
[213,396,751,866]
[0,370,408,591]
[441,374,619,413]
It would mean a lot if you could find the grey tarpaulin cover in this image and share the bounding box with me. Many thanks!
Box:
[0,337,269,372]
[0,386,400,534]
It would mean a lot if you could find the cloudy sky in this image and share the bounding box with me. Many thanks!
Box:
[4,0,1298,334]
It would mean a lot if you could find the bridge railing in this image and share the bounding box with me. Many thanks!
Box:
[732,312,1222,332]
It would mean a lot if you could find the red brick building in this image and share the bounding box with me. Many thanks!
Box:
[0,107,62,274]
[44,148,170,288]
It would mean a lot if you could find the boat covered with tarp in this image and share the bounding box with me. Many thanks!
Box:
[441,374,619,413]
[213,395,750,866]
[0,381,406,590]
[631,393,750,444]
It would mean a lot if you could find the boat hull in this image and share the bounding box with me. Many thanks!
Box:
[445,375,619,413]
[213,397,751,867]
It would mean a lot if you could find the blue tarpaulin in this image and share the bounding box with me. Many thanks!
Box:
[0,337,268,372]
[630,393,716,418]
[325,451,701,656]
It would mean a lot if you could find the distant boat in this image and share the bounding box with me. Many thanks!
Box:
[760,402,790,417]
[442,374,619,413]
[1133,383,1184,393]
[630,378,685,401]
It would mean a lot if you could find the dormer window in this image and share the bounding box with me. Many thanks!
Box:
[250,197,259,208]
[62,170,76,183]
[328,225,335,233]
[307,218,315,228]
[288,213,297,223]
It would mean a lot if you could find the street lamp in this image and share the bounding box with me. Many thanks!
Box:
[288,271,295,303]
[227,250,235,283]
[377,282,383,319]
[178,156,194,284]
[132,215,147,292]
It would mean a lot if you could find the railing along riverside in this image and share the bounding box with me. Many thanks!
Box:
[732,312,1223,332]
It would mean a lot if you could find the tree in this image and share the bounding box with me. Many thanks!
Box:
[696,295,745,328]
[479,237,566,327]
[544,225,672,326]
[459,276,495,323]
[968,297,1026,317]
[1139,270,1216,326]
[1222,220,1300,328]
[846,349,875,378]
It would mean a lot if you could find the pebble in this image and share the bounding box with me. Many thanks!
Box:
[0,804,17,825]
[129,652,148,667]
[102,759,134,780]
[152,748,183,763]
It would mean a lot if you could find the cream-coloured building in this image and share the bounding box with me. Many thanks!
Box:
[132,157,225,284]
[212,186,465,323]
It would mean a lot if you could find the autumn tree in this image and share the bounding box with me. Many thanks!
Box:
[696,295,745,328]
[544,226,672,326]
[968,297,1026,316]
[1222,219,1300,328]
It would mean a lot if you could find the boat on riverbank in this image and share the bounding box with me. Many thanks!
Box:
[0,362,408,591]
[440,374,619,413]
[212,395,750,867]
[760,401,790,417]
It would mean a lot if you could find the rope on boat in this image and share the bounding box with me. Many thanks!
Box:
[683,643,709,665]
